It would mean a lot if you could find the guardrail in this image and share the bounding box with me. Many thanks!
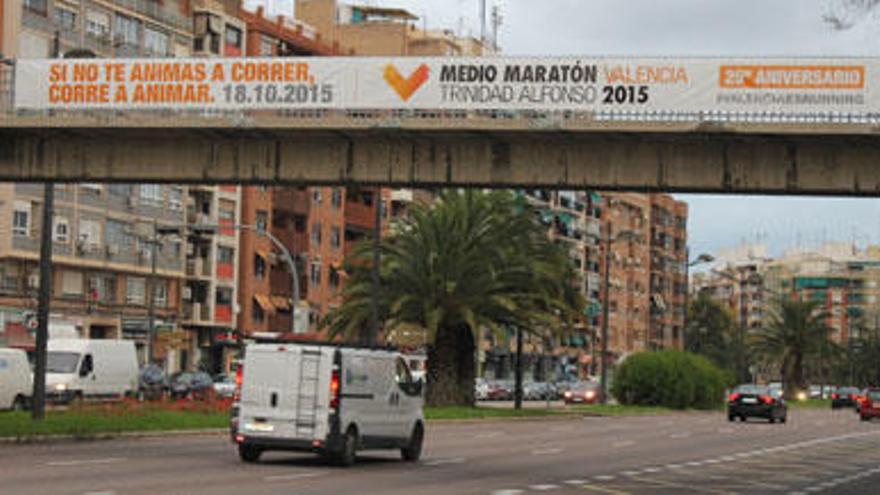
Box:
[3,64,880,128]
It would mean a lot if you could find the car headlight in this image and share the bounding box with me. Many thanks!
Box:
[54,383,67,392]
[796,391,808,402]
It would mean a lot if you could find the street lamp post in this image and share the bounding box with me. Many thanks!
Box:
[597,223,639,405]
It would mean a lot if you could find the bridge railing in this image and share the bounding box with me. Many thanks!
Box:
[3,63,880,128]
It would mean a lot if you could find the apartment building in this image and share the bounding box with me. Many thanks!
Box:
[648,194,689,349]
[0,183,186,366]
[13,0,192,59]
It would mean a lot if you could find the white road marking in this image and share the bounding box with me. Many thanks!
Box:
[424,457,467,466]
[531,448,564,456]
[611,440,635,448]
[720,456,737,462]
[491,490,524,495]
[642,467,662,473]
[670,432,691,439]
[594,475,616,481]
[564,480,588,485]
[47,458,126,467]
[264,472,324,482]
[82,492,116,495]
[476,431,503,439]
[529,485,560,491]
[686,461,704,467]
[621,470,641,477]
[666,464,684,470]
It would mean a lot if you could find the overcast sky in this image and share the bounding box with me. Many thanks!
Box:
[255,0,880,257]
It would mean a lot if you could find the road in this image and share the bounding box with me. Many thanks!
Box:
[2,408,879,495]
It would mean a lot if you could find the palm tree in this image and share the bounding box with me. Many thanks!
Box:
[323,190,584,406]
[749,298,837,398]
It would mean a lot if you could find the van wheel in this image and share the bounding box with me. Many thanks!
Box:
[238,444,262,463]
[401,423,424,462]
[336,428,358,467]
[12,395,26,412]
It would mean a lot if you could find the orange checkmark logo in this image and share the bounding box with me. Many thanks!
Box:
[384,64,429,101]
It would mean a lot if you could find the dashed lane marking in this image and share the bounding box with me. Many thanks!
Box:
[564,480,588,485]
[46,458,126,467]
[424,457,467,466]
[594,475,616,481]
[611,441,635,448]
[529,485,560,491]
[531,448,564,456]
[263,472,324,482]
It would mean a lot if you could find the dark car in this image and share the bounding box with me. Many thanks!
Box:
[859,389,880,421]
[138,364,168,401]
[169,371,214,400]
[563,381,601,405]
[728,384,787,423]
[831,386,862,409]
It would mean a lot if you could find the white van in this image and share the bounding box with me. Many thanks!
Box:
[45,339,138,403]
[0,349,32,411]
[234,344,425,466]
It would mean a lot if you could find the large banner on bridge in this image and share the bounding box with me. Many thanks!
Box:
[12,57,877,114]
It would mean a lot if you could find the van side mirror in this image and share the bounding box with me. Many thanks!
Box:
[79,355,93,377]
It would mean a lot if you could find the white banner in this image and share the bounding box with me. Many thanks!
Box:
[12,57,876,114]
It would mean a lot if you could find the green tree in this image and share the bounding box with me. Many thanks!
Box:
[749,298,837,398]
[323,190,583,406]
[684,292,737,373]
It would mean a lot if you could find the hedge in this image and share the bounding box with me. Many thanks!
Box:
[611,350,728,410]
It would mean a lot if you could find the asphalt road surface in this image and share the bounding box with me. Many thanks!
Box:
[3,408,880,495]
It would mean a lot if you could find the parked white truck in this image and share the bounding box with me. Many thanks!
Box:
[233,343,425,466]
[0,348,32,411]
[45,339,139,403]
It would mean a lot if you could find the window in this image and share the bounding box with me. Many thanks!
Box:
[310,262,322,287]
[53,217,69,243]
[254,254,266,280]
[331,188,342,209]
[252,303,264,324]
[144,27,169,56]
[329,268,340,290]
[225,26,242,48]
[259,35,275,55]
[12,201,31,236]
[216,287,233,305]
[330,227,341,250]
[78,219,102,249]
[153,282,168,307]
[126,277,146,304]
[86,11,110,39]
[114,14,141,47]
[311,223,322,246]
[312,189,322,204]
[89,274,116,303]
[54,8,77,31]
[61,271,83,296]
[169,188,183,211]
[105,219,134,250]
[139,184,162,206]
[255,210,268,232]
[108,184,132,196]
[24,0,47,15]
[218,246,235,264]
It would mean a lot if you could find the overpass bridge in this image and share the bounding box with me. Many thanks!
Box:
[3,59,880,195]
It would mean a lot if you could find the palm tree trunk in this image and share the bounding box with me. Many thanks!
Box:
[426,325,476,407]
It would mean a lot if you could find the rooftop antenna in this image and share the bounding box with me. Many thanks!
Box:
[480,0,487,54]
[491,3,503,52]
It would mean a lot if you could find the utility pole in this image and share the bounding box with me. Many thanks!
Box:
[514,326,523,410]
[146,220,158,365]
[367,189,382,345]
[600,222,612,404]
[32,31,61,421]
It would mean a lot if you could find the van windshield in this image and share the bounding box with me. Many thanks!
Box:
[47,352,81,373]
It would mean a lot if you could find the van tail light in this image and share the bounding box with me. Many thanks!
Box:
[728,393,740,403]
[234,364,243,401]
[760,395,775,405]
[329,370,340,410]
[832,393,839,400]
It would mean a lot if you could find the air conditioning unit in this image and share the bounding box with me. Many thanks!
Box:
[182,286,192,301]
[186,243,195,256]
[106,245,119,256]
[28,274,40,289]
[127,196,138,208]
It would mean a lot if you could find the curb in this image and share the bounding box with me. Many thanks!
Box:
[0,428,227,445]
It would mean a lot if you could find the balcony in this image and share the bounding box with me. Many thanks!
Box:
[113,0,192,33]
[186,258,213,278]
[183,302,212,323]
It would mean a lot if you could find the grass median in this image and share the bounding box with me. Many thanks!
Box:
[0,400,230,440]
[0,401,692,440]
